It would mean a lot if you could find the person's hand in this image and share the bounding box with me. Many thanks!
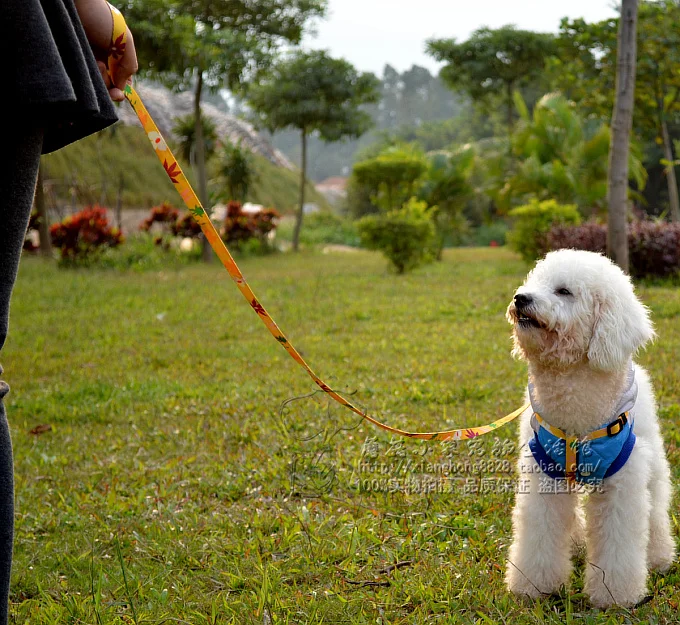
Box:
[74,0,138,102]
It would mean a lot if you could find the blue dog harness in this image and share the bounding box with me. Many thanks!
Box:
[527,366,637,485]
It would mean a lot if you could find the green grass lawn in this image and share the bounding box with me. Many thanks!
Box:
[3,248,679,624]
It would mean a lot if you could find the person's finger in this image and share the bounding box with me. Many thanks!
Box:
[97,60,112,88]
[112,28,138,92]
[109,87,125,102]
[97,59,124,101]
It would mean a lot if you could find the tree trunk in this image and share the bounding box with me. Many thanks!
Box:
[292,128,307,252]
[35,163,52,257]
[660,116,680,221]
[607,0,638,273]
[435,230,445,261]
[194,71,212,263]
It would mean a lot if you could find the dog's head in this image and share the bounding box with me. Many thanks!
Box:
[507,250,654,370]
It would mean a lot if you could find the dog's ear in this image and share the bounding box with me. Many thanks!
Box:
[587,287,655,371]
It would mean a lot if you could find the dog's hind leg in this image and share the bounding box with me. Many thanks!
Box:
[646,449,676,572]
[584,445,652,608]
[506,460,579,599]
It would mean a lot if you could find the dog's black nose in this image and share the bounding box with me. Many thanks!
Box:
[514,293,532,307]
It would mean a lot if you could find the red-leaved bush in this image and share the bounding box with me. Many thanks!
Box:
[141,202,203,244]
[50,206,123,260]
[629,221,680,278]
[172,213,203,238]
[548,220,680,278]
[222,201,280,245]
[140,202,180,232]
[549,222,607,255]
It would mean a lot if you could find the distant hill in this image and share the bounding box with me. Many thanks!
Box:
[41,83,330,216]
[116,84,294,169]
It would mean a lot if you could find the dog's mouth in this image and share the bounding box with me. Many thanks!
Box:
[513,307,544,329]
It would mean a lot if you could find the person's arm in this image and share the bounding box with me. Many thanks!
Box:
[74,0,138,102]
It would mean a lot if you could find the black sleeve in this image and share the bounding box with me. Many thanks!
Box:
[4,0,119,153]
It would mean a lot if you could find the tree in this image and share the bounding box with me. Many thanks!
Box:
[554,2,680,220]
[427,26,557,137]
[608,0,639,272]
[218,141,254,202]
[121,0,327,259]
[623,1,680,220]
[268,64,464,182]
[639,7,680,221]
[248,50,380,251]
[352,145,428,212]
[376,65,462,130]
[504,92,646,214]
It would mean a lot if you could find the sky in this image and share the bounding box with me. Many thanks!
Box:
[302,0,619,76]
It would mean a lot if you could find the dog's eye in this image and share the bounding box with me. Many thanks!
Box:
[556,287,572,296]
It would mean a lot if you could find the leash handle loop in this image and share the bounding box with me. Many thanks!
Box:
[107,2,128,84]
[109,5,529,441]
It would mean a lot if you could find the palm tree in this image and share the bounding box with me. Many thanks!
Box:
[218,141,254,203]
[172,113,218,167]
[172,113,219,262]
[505,93,646,216]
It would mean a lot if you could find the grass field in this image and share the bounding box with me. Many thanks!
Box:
[4,248,679,624]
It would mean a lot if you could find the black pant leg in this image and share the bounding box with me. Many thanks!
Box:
[0,125,44,624]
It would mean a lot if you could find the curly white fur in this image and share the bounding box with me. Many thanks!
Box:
[504,250,676,608]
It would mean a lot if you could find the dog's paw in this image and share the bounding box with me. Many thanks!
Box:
[506,581,545,602]
[585,566,647,608]
[587,588,644,609]
[647,536,676,573]
[647,549,675,573]
[505,565,551,600]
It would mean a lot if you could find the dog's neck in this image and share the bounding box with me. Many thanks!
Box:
[527,361,629,435]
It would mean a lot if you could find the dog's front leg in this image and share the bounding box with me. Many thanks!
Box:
[584,446,651,608]
[646,449,676,572]
[506,458,578,599]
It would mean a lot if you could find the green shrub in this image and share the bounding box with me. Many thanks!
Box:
[352,145,428,211]
[357,198,436,273]
[233,237,278,257]
[507,199,581,261]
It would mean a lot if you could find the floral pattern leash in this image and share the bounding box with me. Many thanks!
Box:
[108,4,530,441]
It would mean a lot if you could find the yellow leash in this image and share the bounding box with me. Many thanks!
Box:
[107,4,529,441]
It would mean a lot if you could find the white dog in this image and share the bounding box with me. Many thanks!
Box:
[505,249,675,608]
